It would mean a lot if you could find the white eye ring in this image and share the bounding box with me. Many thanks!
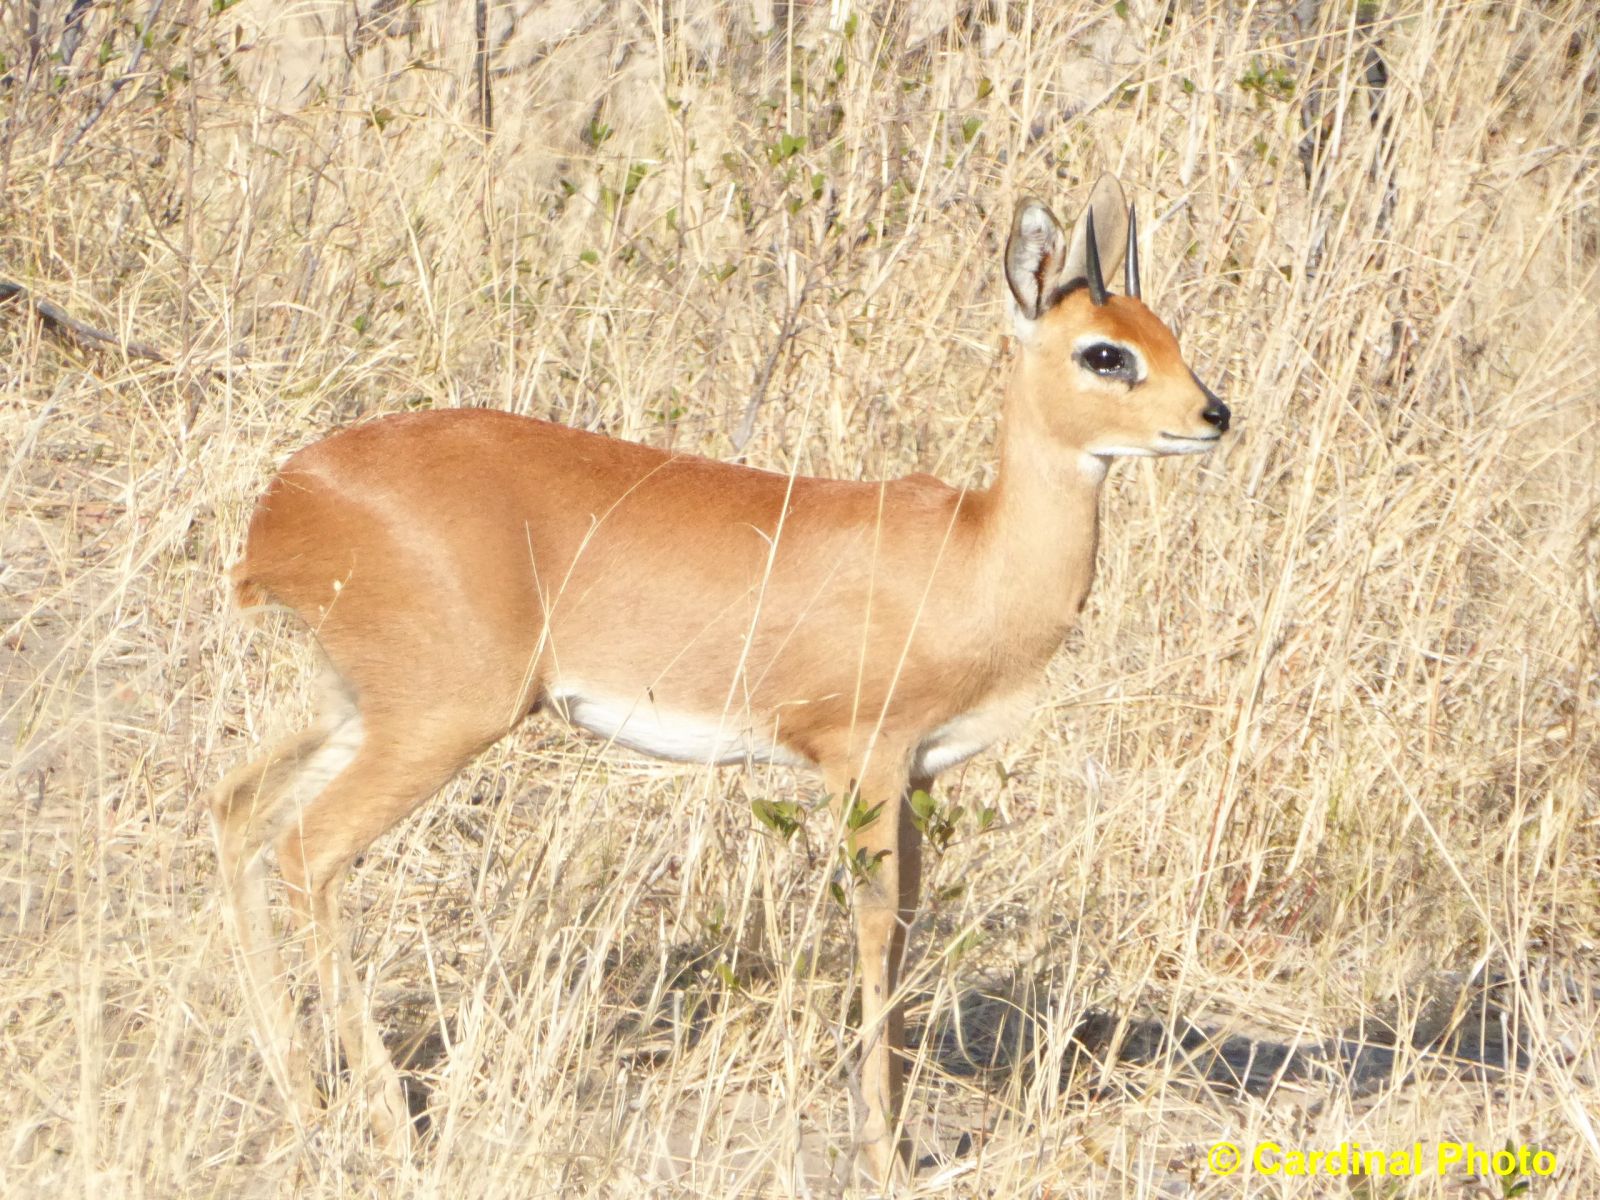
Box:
[1072,336,1147,384]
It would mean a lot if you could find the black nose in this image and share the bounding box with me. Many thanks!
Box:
[1191,369,1230,434]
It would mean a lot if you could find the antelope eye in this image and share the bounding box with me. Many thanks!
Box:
[1082,343,1126,375]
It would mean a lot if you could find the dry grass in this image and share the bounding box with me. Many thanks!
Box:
[2,0,1597,1195]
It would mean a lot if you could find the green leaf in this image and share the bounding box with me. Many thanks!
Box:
[845,798,884,831]
[948,929,981,959]
[961,116,982,143]
[766,132,806,165]
[752,798,803,840]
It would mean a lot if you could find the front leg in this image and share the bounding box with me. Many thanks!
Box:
[829,755,926,1188]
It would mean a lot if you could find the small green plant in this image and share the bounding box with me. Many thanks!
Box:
[752,797,804,841]
[824,793,891,907]
[945,928,982,962]
[1500,1140,1531,1197]
[622,161,648,198]
[766,132,805,166]
[909,788,960,854]
[908,789,997,854]
[843,795,883,833]
[832,843,889,900]
[1237,59,1295,105]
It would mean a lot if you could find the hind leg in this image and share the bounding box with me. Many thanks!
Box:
[211,700,359,1119]
[274,719,489,1152]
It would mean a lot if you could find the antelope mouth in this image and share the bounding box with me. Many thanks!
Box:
[1158,431,1223,451]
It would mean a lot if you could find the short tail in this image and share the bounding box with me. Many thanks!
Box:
[229,561,272,610]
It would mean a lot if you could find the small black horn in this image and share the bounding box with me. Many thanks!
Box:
[1085,209,1108,306]
[1125,204,1141,300]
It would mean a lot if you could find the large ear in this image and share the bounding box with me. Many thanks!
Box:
[1063,174,1129,295]
[1005,198,1069,328]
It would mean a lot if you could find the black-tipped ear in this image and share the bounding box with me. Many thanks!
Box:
[1005,198,1068,323]
[1084,210,1108,306]
[1124,205,1140,300]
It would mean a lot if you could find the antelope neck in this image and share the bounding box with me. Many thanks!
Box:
[966,385,1105,624]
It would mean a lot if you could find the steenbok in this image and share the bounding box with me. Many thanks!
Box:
[213,174,1229,1183]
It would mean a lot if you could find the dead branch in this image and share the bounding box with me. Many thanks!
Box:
[0,279,170,362]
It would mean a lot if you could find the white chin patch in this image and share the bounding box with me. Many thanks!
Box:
[1092,437,1219,458]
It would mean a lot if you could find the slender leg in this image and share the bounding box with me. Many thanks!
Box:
[829,755,925,1187]
[274,726,485,1152]
[211,722,341,1118]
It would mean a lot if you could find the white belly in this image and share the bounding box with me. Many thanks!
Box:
[549,688,811,768]
[913,687,1038,777]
